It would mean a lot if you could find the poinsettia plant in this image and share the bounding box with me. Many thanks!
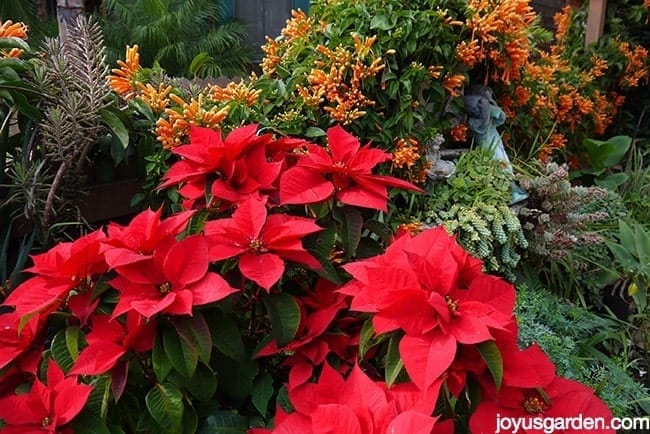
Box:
[0,124,614,433]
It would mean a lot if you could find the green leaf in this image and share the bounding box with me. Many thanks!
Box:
[594,172,629,190]
[477,340,503,390]
[189,52,212,76]
[212,316,246,361]
[583,135,631,169]
[187,363,218,401]
[251,373,274,416]
[173,313,212,365]
[100,109,129,149]
[359,319,375,359]
[633,223,649,270]
[618,220,637,253]
[370,14,392,30]
[339,206,363,258]
[65,325,81,360]
[69,409,112,434]
[385,334,404,388]
[145,383,184,431]
[305,126,326,138]
[152,331,173,381]
[50,329,75,372]
[182,404,199,434]
[262,293,301,347]
[198,411,247,434]
[163,325,198,379]
[364,219,393,244]
[214,353,258,401]
[84,375,112,418]
[0,37,30,52]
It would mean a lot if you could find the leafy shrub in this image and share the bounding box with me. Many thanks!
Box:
[98,0,252,78]
[516,283,650,418]
[421,148,528,278]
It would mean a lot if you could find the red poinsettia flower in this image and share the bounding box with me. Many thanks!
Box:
[268,363,443,434]
[0,360,92,433]
[0,312,41,371]
[470,376,615,434]
[110,234,237,319]
[204,196,322,290]
[3,230,108,320]
[280,125,423,211]
[103,207,195,268]
[70,312,155,376]
[159,125,285,210]
[341,227,513,390]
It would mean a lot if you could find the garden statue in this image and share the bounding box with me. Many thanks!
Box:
[425,133,456,180]
[463,85,528,204]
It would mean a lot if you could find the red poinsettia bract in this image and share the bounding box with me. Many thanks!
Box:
[341,226,513,390]
[160,124,286,210]
[470,376,615,434]
[0,360,92,433]
[3,230,108,322]
[255,363,451,434]
[280,125,423,211]
[110,234,237,319]
[204,196,322,290]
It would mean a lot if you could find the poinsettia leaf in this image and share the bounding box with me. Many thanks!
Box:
[262,293,301,347]
[163,325,198,379]
[182,404,199,434]
[358,318,391,359]
[364,219,393,244]
[198,410,248,434]
[172,313,212,365]
[385,333,405,388]
[84,375,112,418]
[214,352,259,401]
[51,329,76,372]
[211,316,246,361]
[187,363,218,402]
[251,373,274,416]
[152,331,173,381]
[338,206,364,259]
[69,409,112,434]
[145,383,184,431]
[65,325,82,360]
[477,340,503,390]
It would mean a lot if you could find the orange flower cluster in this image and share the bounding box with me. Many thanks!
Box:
[392,138,421,169]
[261,9,323,75]
[137,83,173,113]
[301,35,385,124]
[460,0,536,84]
[553,6,572,42]
[155,93,230,149]
[108,45,142,100]
[443,74,466,97]
[538,133,567,162]
[0,20,28,58]
[396,221,424,236]
[210,79,262,107]
[449,123,468,142]
[618,41,649,88]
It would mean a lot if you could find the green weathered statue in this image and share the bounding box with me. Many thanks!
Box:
[463,85,528,204]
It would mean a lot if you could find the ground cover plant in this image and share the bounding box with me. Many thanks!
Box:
[0,0,649,433]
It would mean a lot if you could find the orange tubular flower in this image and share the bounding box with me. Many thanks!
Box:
[0,20,28,59]
[449,123,468,142]
[443,74,466,97]
[109,45,142,100]
[137,83,173,113]
[392,138,421,169]
[0,20,28,39]
[210,80,262,107]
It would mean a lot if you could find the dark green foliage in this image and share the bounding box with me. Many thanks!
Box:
[98,0,252,78]
[516,283,650,418]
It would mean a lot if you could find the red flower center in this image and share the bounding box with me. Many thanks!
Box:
[332,161,347,169]
[249,238,264,252]
[42,416,51,427]
[158,281,172,294]
[445,295,459,312]
[522,396,547,414]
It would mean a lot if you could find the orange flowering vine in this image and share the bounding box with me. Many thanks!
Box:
[108,45,142,100]
[0,20,29,58]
